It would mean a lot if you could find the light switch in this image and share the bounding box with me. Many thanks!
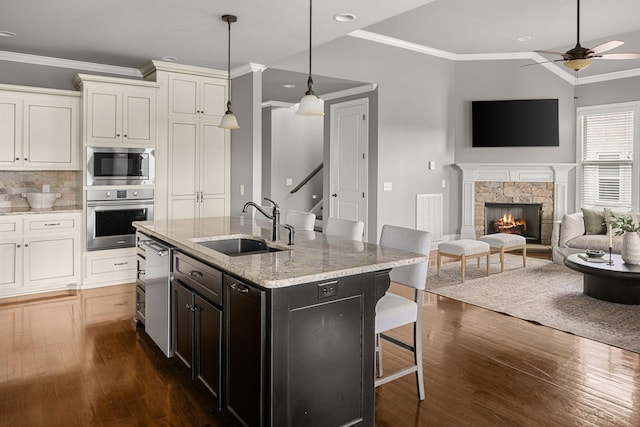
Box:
[428,161,436,170]
[42,185,50,193]
[383,182,393,192]
[286,178,293,186]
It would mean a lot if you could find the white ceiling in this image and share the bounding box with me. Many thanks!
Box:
[3,0,640,97]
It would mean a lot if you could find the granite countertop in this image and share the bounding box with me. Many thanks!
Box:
[0,205,83,216]
[134,217,428,289]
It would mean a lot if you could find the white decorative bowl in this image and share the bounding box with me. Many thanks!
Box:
[21,192,61,210]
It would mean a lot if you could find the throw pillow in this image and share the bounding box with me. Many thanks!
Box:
[581,207,606,235]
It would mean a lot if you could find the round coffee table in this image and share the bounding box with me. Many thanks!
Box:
[564,253,640,304]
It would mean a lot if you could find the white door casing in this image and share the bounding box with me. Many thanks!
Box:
[329,98,369,240]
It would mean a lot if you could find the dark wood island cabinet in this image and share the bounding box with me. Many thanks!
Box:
[133,217,426,427]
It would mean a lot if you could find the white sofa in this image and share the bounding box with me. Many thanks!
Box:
[551,211,623,264]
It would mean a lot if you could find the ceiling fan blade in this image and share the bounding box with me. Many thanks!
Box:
[534,50,571,59]
[600,53,640,60]
[591,40,624,54]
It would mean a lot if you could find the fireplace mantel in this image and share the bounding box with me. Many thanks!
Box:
[454,163,576,239]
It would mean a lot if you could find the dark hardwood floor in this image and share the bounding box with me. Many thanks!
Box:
[1,257,639,426]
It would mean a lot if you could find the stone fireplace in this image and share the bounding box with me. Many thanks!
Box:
[477,183,551,244]
[455,163,576,246]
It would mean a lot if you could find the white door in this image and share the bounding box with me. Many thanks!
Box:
[329,98,369,239]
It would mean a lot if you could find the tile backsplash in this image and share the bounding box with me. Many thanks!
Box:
[0,171,80,208]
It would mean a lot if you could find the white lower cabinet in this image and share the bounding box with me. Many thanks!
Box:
[0,212,81,298]
[82,247,137,287]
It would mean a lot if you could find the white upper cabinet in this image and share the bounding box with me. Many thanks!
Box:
[0,87,80,170]
[168,73,226,121]
[75,74,159,146]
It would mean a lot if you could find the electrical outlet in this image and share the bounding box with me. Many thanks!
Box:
[318,281,338,299]
[42,184,50,193]
[442,179,446,188]
[286,178,293,186]
[240,184,245,195]
[383,182,392,192]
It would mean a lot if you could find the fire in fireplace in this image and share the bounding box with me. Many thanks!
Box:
[484,202,542,243]
[493,213,527,235]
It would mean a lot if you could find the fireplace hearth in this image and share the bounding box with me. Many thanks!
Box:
[484,202,542,244]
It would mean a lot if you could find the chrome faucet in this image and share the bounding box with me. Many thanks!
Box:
[242,197,281,241]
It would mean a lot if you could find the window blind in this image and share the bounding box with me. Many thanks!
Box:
[580,109,634,209]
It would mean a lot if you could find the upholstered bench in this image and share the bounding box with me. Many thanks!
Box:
[479,233,527,273]
[437,239,491,283]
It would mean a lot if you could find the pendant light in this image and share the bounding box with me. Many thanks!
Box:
[296,0,324,116]
[219,14,240,129]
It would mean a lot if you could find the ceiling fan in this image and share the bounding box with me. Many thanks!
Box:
[533,0,640,72]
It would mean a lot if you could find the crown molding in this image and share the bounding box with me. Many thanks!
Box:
[575,67,640,86]
[347,31,640,86]
[320,83,378,101]
[0,50,142,78]
[231,63,267,78]
[262,100,295,108]
[348,30,457,60]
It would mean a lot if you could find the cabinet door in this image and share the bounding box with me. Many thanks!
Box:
[122,87,156,145]
[168,74,199,117]
[86,86,122,144]
[200,122,229,217]
[24,234,78,288]
[224,276,265,427]
[195,294,221,409]
[23,96,79,169]
[200,80,226,120]
[168,119,198,219]
[0,96,23,167]
[172,280,194,373]
[0,238,23,292]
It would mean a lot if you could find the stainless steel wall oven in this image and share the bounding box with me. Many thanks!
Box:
[86,188,154,251]
[87,146,155,186]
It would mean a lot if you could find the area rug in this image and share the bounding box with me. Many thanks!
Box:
[426,254,640,353]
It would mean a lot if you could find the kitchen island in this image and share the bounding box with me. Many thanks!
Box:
[134,217,428,427]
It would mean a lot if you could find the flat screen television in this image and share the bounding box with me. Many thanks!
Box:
[471,99,559,147]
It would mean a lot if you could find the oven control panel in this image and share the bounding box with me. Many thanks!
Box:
[87,188,154,202]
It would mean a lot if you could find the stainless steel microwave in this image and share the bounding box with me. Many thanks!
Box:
[87,147,155,186]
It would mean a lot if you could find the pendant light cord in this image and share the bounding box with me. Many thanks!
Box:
[306,0,314,95]
[227,17,232,110]
[576,0,580,45]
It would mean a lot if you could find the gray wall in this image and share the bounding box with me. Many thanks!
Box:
[453,59,576,164]
[575,75,640,107]
[230,71,262,215]
[273,36,456,241]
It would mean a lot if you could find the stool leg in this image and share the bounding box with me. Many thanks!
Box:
[523,246,527,268]
[461,254,466,283]
[500,247,505,273]
[437,251,441,277]
[486,253,490,276]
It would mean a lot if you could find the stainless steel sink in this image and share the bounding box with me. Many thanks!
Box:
[196,238,283,257]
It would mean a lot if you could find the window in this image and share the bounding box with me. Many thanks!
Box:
[577,103,639,210]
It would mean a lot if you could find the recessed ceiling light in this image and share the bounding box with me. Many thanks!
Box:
[161,56,178,62]
[334,13,356,22]
[517,36,532,42]
[283,84,295,89]
[0,31,17,38]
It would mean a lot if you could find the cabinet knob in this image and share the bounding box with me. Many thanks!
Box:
[331,193,338,197]
[15,157,19,161]
[17,244,21,248]
[24,158,28,161]
[124,134,127,138]
[116,134,121,137]
[24,244,29,247]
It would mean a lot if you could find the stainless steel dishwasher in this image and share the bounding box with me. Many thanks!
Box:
[140,237,173,357]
